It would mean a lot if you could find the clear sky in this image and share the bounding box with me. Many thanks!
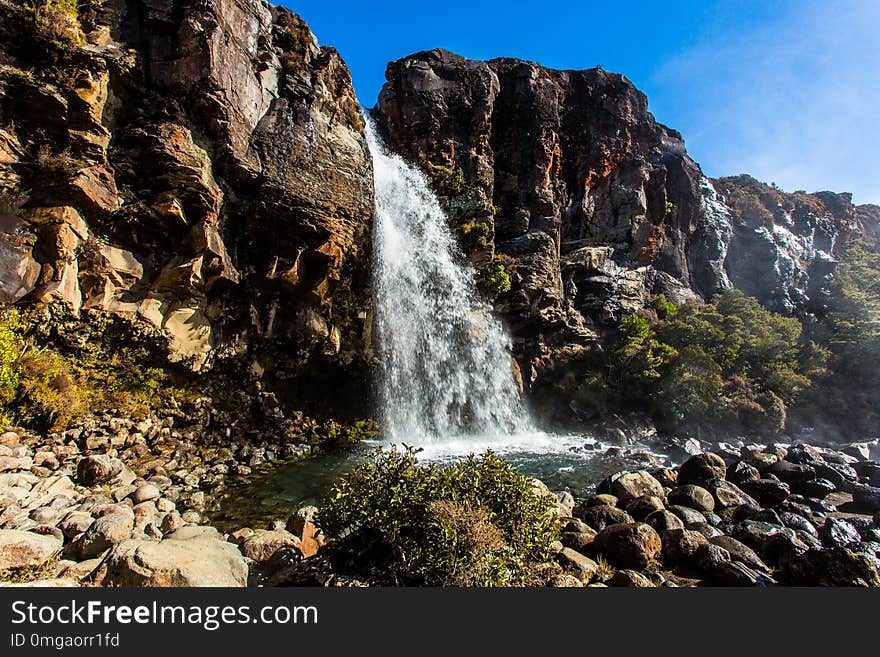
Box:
[281,0,880,205]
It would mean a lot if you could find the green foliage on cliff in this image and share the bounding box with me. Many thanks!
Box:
[479,257,512,299]
[454,221,490,250]
[431,165,466,195]
[0,309,199,431]
[0,309,23,425]
[796,241,880,436]
[604,290,819,436]
[320,447,558,586]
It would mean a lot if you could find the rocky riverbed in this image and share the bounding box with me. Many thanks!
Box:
[2,415,879,587]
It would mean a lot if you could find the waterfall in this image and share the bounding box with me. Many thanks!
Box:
[366,118,533,444]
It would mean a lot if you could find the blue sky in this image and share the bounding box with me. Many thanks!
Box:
[282,0,880,205]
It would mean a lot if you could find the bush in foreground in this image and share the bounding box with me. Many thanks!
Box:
[319,448,559,586]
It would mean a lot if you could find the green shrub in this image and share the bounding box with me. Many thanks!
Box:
[431,165,466,195]
[479,257,511,299]
[319,448,559,586]
[455,221,490,250]
[447,189,484,226]
[602,290,817,436]
[0,309,24,426]
[16,348,86,431]
[0,309,22,402]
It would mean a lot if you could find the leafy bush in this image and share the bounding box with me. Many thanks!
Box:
[602,290,817,436]
[431,165,466,195]
[16,348,86,431]
[0,309,203,431]
[454,221,489,250]
[302,418,379,449]
[479,257,511,299]
[0,308,23,426]
[797,241,880,437]
[319,448,559,586]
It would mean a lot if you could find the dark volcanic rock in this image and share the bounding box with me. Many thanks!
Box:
[574,504,633,531]
[623,495,666,520]
[818,517,862,549]
[596,522,662,569]
[727,461,761,485]
[678,454,727,486]
[661,528,708,565]
[668,505,706,526]
[702,478,760,510]
[667,485,715,513]
[709,535,769,573]
[645,510,685,534]
[738,479,791,508]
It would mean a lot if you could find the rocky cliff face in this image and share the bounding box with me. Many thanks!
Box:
[0,0,373,416]
[375,49,879,402]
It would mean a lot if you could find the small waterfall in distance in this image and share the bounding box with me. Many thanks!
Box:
[365,117,535,449]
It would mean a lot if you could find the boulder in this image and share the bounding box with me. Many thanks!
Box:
[688,522,724,539]
[709,560,776,586]
[678,453,727,485]
[667,504,705,526]
[709,535,769,572]
[738,479,790,507]
[645,510,685,534]
[555,491,575,517]
[851,485,880,513]
[239,529,302,562]
[76,455,123,486]
[702,478,760,510]
[57,511,94,540]
[130,484,161,504]
[778,511,818,538]
[819,517,862,549]
[608,570,654,587]
[727,461,760,485]
[557,547,599,582]
[286,505,319,537]
[667,485,715,513]
[560,525,598,553]
[550,574,584,587]
[768,460,816,486]
[89,528,247,587]
[622,495,665,520]
[581,494,619,508]
[661,528,709,565]
[596,522,661,569]
[696,543,731,571]
[784,548,880,587]
[0,530,62,570]
[72,511,134,559]
[609,471,665,502]
[574,504,633,531]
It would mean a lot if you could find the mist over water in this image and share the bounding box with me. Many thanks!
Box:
[366,118,533,446]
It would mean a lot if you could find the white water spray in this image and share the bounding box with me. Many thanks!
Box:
[366,118,533,445]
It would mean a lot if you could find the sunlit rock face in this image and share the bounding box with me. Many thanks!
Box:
[374,48,879,404]
[0,0,373,411]
[715,177,878,315]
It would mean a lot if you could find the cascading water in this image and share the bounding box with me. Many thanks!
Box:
[366,117,533,445]
[209,119,668,525]
[209,120,671,528]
